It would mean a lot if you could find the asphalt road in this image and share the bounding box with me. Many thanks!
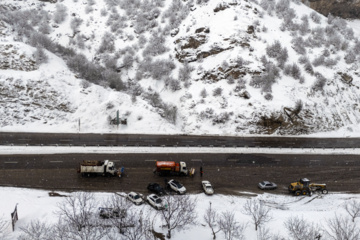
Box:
[1,152,359,195]
[1,132,360,148]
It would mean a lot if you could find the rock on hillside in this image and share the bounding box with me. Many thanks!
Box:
[304,0,360,19]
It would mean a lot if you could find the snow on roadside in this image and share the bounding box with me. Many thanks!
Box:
[1,187,359,240]
[0,145,359,155]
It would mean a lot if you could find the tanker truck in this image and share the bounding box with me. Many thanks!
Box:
[78,160,123,177]
[154,161,195,176]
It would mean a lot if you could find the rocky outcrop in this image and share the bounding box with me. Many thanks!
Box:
[0,44,37,71]
[175,27,248,63]
[303,0,360,19]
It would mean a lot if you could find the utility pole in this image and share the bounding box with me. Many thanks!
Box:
[116,110,119,130]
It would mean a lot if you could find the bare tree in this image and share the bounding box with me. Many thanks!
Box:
[284,216,322,240]
[344,200,360,222]
[218,211,246,240]
[257,226,286,240]
[203,202,222,239]
[325,214,360,240]
[159,194,197,238]
[258,227,273,240]
[104,193,135,235]
[18,220,53,240]
[56,192,107,240]
[121,210,153,240]
[242,199,272,231]
[0,216,10,240]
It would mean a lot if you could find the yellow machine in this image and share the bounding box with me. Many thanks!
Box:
[288,178,328,196]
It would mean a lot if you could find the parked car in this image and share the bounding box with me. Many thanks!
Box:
[147,183,166,195]
[146,194,166,210]
[202,180,214,195]
[127,192,144,205]
[167,179,186,194]
[98,207,126,219]
[258,181,277,190]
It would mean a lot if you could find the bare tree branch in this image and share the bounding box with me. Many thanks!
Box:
[55,192,107,240]
[18,220,53,240]
[242,199,272,231]
[344,199,360,223]
[325,214,360,240]
[218,211,246,240]
[0,215,10,240]
[159,194,197,238]
[203,202,222,239]
[284,216,322,240]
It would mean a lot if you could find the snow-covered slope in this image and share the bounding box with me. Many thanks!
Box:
[1,0,360,136]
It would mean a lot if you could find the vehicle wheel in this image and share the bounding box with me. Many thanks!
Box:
[301,190,308,195]
[294,191,301,196]
[322,189,328,194]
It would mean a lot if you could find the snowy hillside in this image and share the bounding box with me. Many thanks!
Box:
[1,0,360,135]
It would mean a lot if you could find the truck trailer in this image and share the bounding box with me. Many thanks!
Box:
[78,160,123,177]
[154,161,194,176]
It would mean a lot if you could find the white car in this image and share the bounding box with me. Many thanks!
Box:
[167,179,186,194]
[127,192,144,205]
[146,194,165,210]
[202,180,214,195]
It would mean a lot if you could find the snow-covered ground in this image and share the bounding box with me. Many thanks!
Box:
[0,145,359,155]
[1,187,359,240]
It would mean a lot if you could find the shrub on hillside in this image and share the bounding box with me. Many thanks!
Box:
[312,72,327,92]
[299,15,310,35]
[106,70,125,91]
[312,56,325,67]
[178,62,194,82]
[344,51,356,64]
[266,40,288,67]
[327,33,342,50]
[291,37,306,55]
[34,46,48,65]
[275,0,290,16]
[150,59,176,80]
[250,62,279,92]
[200,88,208,98]
[299,57,314,75]
[213,87,223,97]
[98,32,115,54]
[264,93,273,101]
[165,78,181,92]
[163,0,189,29]
[310,11,321,24]
[163,104,178,124]
[67,54,103,83]
[38,19,51,34]
[324,58,338,67]
[284,63,301,80]
[53,4,68,24]
[143,33,168,57]
[213,112,232,124]
[28,32,54,50]
[70,17,83,33]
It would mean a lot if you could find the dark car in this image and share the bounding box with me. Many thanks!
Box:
[258,181,277,190]
[98,207,126,219]
[147,183,165,195]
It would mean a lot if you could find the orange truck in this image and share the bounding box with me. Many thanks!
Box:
[155,161,194,176]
